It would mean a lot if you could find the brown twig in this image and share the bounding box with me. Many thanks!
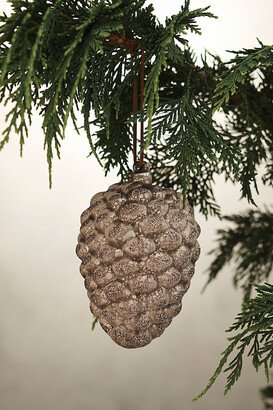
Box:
[108,34,140,54]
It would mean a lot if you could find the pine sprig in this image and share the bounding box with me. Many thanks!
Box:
[147,141,221,217]
[0,1,272,216]
[194,283,273,399]
[216,65,273,202]
[0,0,130,183]
[147,96,239,203]
[213,42,273,111]
[144,1,216,138]
[204,209,273,301]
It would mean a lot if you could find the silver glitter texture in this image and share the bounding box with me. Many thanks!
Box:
[76,180,200,348]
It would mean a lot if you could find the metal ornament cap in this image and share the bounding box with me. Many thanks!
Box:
[131,161,153,184]
[131,171,152,185]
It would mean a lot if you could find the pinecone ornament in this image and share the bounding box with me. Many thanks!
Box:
[76,170,201,348]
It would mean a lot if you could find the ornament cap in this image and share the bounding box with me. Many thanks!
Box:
[132,161,152,184]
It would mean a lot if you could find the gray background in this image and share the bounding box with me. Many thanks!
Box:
[1,1,272,409]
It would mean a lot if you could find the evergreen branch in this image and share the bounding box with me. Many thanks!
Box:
[194,283,273,400]
[204,209,273,301]
[144,1,216,139]
[0,0,141,183]
[217,65,273,201]
[170,1,216,38]
[0,1,272,216]
[147,141,221,217]
[0,9,37,155]
[145,92,240,212]
[213,43,273,111]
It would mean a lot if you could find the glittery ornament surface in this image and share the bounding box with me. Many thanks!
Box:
[76,178,201,348]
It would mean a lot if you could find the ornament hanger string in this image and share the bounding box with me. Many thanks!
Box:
[107,35,145,170]
[132,49,145,168]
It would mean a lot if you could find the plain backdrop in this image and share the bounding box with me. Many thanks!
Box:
[0,1,272,409]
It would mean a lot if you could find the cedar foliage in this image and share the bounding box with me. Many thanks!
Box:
[205,209,273,302]
[195,283,273,399]
[197,209,273,397]
[0,0,273,398]
[0,0,272,215]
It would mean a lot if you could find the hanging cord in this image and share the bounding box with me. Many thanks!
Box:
[107,35,146,171]
[139,49,145,166]
[132,49,145,171]
[132,77,138,165]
